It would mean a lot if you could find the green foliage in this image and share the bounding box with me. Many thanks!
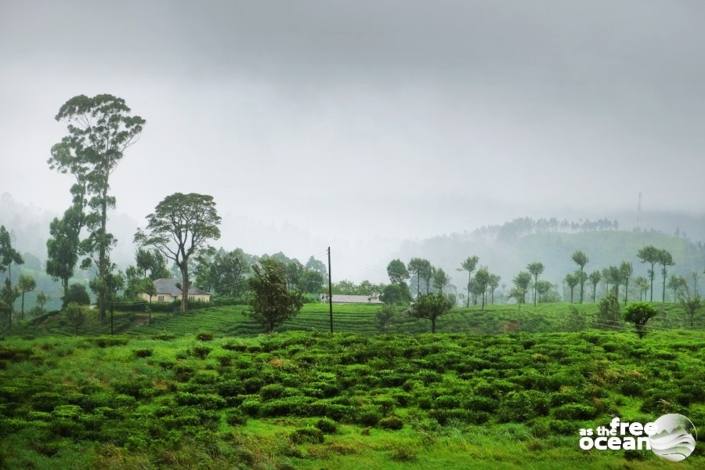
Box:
[64,302,85,334]
[596,294,621,330]
[248,258,304,332]
[50,94,145,320]
[135,192,222,313]
[407,294,453,333]
[624,302,658,338]
[62,283,90,306]
[380,284,410,305]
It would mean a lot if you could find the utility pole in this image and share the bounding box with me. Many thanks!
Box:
[327,246,333,333]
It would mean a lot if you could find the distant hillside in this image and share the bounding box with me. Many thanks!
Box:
[396,218,705,295]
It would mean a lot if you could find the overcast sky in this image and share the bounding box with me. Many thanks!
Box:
[1,0,705,279]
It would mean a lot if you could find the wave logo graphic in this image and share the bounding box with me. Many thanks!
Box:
[649,414,697,462]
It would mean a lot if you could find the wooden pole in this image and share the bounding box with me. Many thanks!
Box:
[327,246,333,333]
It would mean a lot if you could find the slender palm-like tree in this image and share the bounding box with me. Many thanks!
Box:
[571,251,588,303]
[458,256,479,308]
[527,262,544,306]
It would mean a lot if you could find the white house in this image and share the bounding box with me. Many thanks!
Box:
[319,293,382,304]
[138,278,212,303]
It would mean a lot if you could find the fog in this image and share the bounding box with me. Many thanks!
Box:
[2,0,705,281]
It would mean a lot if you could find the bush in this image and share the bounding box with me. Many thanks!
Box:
[379,416,404,430]
[289,427,324,444]
[196,332,214,341]
[356,407,382,426]
[497,391,548,422]
[226,410,247,426]
[552,404,597,420]
[134,349,153,358]
[315,417,338,434]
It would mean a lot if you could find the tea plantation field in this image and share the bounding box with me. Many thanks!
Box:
[13,301,698,338]
[1,328,704,468]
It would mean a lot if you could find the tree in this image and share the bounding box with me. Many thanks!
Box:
[305,256,327,278]
[488,274,501,304]
[604,266,622,299]
[512,271,532,304]
[596,293,621,330]
[135,248,169,280]
[637,245,661,302]
[408,293,453,333]
[565,273,579,303]
[432,268,450,294]
[420,261,434,294]
[17,275,36,320]
[679,285,702,327]
[46,206,83,302]
[635,276,649,301]
[64,302,85,335]
[571,251,588,303]
[0,225,23,326]
[49,94,145,321]
[667,275,687,302]
[194,248,252,297]
[624,302,658,338]
[619,261,633,305]
[387,259,409,285]
[588,271,601,303]
[381,284,410,305]
[34,292,48,316]
[376,304,397,332]
[657,249,674,303]
[527,262,544,306]
[535,280,552,303]
[248,258,303,333]
[135,193,221,313]
[459,256,479,308]
[65,283,91,305]
[474,267,491,310]
[407,258,430,298]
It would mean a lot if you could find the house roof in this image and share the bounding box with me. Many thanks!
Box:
[153,278,211,296]
[321,294,382,304]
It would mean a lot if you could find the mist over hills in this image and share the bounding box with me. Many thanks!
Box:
[1,191,704,297]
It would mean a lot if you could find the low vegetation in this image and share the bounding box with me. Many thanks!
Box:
[1,328,704,468]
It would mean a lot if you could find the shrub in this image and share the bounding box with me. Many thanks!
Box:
[65,283,90,305]
[379,416,404,430]
[174,392,226,409]
[191,346,211,359]
[289,427,324,444]
[226,410,247,426]
[196,332,214,341]
[552,404,597,420]
[134,349,153,358]
[315,417,338,434]
[259,383,286,400]
[356,407,382,426]
[497,391,548,422]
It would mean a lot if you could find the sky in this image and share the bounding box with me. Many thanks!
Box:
[1,0,705,280]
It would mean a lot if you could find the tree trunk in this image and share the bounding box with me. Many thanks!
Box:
[662,268,667,303]
[431,316,436,334]
[466,273,470,308]
[98,190,108,322]
[62,278,69,307]
[570,288,574,303]
[649,265,654,302]
[180,265,189,314]
[624,279,629,305]
[481,292,485,310]
[20,292,25,320]
[579,267,584,303]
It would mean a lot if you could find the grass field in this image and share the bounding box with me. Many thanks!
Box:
[2,302,704,468]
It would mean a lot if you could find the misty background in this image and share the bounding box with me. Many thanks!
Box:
[1,0,705,286]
